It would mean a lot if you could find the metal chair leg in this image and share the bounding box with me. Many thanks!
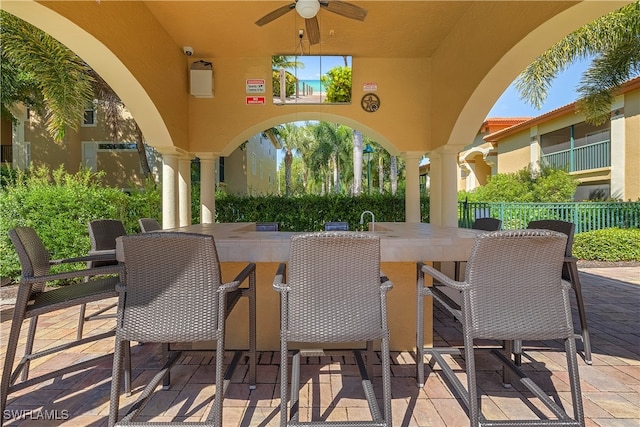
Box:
[566,261,592,364]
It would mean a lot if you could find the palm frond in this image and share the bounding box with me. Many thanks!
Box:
[1,11,94,141]
[576,37,640,124]
[516,1,640,109]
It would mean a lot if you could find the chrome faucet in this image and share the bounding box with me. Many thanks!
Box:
[360,210,375,231]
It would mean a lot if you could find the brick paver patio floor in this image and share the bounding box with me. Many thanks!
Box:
[1,266,638,426]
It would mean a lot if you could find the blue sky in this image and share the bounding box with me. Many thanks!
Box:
[487,56,593,118]
[277,58,595,166]
[285,55,352,80]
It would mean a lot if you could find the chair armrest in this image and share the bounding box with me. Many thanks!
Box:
[219,280,241,293]
[564,255,578,264]
[220,262,255,293]
[231,262,256,286]
[50,250,117,265]
[273,262,288,292]
[380,275,393,292]
[418,262,468,290]
[23,264,123,284]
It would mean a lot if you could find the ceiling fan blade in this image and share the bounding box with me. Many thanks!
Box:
[255,3,296,26]
[321,1,367,21]
[305,16,321,45]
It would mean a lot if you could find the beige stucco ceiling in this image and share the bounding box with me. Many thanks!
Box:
[2,1,632,157]
[143,1,475,59]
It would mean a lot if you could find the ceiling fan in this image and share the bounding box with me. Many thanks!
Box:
[255,0,368,45]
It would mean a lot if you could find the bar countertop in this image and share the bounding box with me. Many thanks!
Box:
[166,222,483,263]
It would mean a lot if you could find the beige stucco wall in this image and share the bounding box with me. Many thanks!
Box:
[496,133,532,174]
[222,133,278,196]
[96,151,144,188]
[23,108,148,188]
[624,90,640,200]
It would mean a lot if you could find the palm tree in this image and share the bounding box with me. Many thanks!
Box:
[1,11,152,176]
[275,123,311,196]
[1,11,94,141]
[310,122,352,194]
[516,1,640,125]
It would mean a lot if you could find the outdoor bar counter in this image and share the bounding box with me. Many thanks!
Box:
[165,222,483,351]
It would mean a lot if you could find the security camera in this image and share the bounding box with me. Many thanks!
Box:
[183,46,194,56]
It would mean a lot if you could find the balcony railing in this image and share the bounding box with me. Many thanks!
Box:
[541,140,610,172]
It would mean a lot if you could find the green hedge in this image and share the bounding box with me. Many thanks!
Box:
[213,192,430,231]
[573,228,640,261]
[0,166,161,278]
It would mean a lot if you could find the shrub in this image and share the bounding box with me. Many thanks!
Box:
[461,165,578,202]
[573,228,640,261]
[0,166,160,279]
[322,66,352,103]
[213,192,430,230]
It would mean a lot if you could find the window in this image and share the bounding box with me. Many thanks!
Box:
[252,153,257,175]
[82,108,97,126]
[97,143,136,150]
[219,157,225,182]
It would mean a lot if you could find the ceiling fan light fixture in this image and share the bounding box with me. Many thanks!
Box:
[295,0,320,19]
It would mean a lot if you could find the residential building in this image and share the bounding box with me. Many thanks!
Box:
[458,77,640,201]
[3,103,161,189]
[2,104,280,194]
[217,130,280,196]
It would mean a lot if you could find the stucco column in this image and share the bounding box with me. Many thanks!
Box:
[610,97,625,199]
[529,126,540,174]
[429,151,442,225]
[403,152,423,223]
[161,153,178,229]
[178,156,192,227]
[198,154,217,224]
[429,147,459,227]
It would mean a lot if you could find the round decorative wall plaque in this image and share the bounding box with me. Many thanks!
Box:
[361,93,380,112]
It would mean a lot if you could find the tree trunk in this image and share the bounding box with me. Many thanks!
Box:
[284,149,293,196]
[353,130,363,195]
[135,123,152,178]
[378,155,384,193]
[390,155,398,195]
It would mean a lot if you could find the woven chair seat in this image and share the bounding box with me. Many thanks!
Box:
[28,276,118,315]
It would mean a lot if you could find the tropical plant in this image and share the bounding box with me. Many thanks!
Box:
[1,11,94,140]
[460,165,579,202]
[272,55,304,98]
[516,1,640,125]
[275,123,312,196]
[0,11,152,176]
[321,66,352,103]
[308,122,353,194]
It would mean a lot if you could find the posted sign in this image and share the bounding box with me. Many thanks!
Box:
[363,82,378,92]
[246,79,266,94]
[246,96,265,105]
